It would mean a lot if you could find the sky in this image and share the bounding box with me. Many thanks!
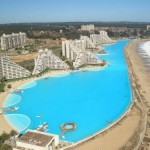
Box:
[0,0,150,24]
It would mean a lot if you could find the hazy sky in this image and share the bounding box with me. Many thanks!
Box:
[0,0,150,23]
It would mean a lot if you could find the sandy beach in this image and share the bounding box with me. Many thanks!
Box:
[126,40,150,107]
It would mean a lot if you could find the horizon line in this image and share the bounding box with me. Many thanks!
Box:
[0,21,150,25]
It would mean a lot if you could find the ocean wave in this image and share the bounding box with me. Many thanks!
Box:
[140,41,150,57]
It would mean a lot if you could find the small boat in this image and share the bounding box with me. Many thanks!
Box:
[13,107,19,111]
[3,106,19,113]
[14,89,23,93]
[106,120,113,124]
[62,135,65,139]
[36,122,48,132]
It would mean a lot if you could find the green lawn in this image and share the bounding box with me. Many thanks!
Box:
[0,82,6,93]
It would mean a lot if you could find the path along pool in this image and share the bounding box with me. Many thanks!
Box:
[3,40,132,142]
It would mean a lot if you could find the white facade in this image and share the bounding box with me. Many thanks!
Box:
[13,130,59,150]
[80,35,97,49]
[90,31,113,44]
[62,40,103,68]
[1,32,26,50]
[0,56,31,79]
[33,49,69,75]
[147,25,150,30]
[81,24,95,31]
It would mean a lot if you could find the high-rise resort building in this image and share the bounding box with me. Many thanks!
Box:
[62,40,103,68]
[80,35,97,50]
[33,49,69,75]
[147,25,150,30]
[13,130,59,150]
[1,32,26,50]
[0,56,31,79]
[81,24,95,31]
[90,31,113,45]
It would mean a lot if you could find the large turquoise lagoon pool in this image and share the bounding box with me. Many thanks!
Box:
[3,40,132,142]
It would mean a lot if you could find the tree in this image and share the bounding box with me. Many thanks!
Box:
[10,130,17,137]
[7,84,12,89]
[0,77,7,83]
[132,29,138,36]
[0,144,12,150]
[1,133,10,141]
[0,136,4,145]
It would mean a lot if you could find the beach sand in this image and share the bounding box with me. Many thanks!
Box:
[126,40,150,107]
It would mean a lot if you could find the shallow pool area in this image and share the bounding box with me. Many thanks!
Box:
[4,114,31,132]
[3,94,21,108]
[3,40,132,142]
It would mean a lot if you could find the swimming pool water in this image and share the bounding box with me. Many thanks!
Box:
[4,94,21,108]
[4,40,132,142]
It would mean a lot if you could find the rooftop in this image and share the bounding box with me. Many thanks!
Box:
[18,130,54,147]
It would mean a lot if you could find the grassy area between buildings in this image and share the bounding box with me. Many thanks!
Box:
[0,130,17,150]
[0,82,6,93]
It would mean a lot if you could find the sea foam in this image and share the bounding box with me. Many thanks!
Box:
[140,41,150,57]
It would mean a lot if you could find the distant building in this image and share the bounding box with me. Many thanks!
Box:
[33,49,69,75]
[62,40,103,68]
[13,130,59,150]
[90,31,113,44]
[60,29,63,33]
[147,25,150,30]
[1,32,26,50]
[81,24,95,31]
[0,56,31,79]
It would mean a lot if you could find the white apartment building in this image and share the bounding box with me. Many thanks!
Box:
[90,31,113,44]
[13,130,59,150]
[0,56,31,79]
[80,35,98,49]
[81,24,95,31]
[62,40,103,68]
[147,25,150,30]
[1,32,26,50]
[62,36,98,54]
[33,49,69,75]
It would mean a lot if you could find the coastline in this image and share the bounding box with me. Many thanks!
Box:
[0,65,105,134]
[1,39,149,149]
